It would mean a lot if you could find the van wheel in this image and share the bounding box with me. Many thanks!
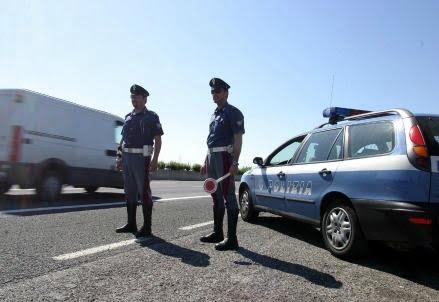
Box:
[85,186,98,194]
[239,187,259,222]
[0,182,11,195]
[322,201,366,259]
[37,171,62,203]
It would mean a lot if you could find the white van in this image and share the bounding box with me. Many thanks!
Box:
[0,89,124,201]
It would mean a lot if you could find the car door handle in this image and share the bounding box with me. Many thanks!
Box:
[277,171,285,178]
[319,168,331,176]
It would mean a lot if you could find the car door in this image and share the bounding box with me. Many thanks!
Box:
[284,128,343,221]
[253,135,305,212]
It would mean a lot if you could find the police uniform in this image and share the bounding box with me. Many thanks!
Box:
[200,78,245,250]
[116,84,164,238]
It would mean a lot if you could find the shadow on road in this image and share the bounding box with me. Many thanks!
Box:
[253,216,325,249]
[237,247,343,288]
[351,244,439,290]
[253,215,439,290]
[138,236,210,267]
[0,192,161,216]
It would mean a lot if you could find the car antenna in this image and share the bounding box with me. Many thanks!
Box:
[329,74,335,107]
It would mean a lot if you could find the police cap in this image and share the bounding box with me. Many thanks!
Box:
[130,84,149,97]
[209,78,230,92]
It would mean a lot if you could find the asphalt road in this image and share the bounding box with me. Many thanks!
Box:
[1,181,439,301]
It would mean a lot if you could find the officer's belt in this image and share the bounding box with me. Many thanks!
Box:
[123,145,154,156]
[208,145,233,154]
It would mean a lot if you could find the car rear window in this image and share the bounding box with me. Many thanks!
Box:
[348,122,395,158]
[417,116,439,156]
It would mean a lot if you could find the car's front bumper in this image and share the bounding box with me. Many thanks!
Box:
[353,199,439,247]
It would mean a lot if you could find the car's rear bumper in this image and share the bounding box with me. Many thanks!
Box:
[353,199,439,247]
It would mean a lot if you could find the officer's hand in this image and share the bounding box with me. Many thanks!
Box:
[116,158,123,171]
[229,165,238,176]
[150,159,158,172]
[200,164,207,175]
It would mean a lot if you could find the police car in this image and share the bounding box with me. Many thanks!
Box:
[238,107,439,258]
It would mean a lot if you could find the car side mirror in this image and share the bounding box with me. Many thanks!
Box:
[253,157,264,166]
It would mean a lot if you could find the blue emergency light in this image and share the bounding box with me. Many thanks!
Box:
[323,107,371,124]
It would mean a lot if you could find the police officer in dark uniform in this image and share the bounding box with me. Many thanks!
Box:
[200,77,244,251]
[116,84,164,238]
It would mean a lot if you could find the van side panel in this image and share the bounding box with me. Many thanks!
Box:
[73,107,116,170]
[0,92,15,163]
[69,106,122,187]
[21,93,77,167]
[0,89,124,189]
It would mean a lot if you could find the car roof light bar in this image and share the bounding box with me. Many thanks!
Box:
[323,107,372,124]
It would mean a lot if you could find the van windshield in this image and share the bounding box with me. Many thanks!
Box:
[417,116,439,156]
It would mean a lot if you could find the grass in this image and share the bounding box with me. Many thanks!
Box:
[156,161,251,175]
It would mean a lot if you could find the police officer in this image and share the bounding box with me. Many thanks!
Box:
[116,84,164,238]
[200,77,244,251]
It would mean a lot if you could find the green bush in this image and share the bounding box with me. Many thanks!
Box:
[192,163,202,172]
[158,161,249,173]
[158,161,166,170]
[166,161,191,171]
[238,166,251,175]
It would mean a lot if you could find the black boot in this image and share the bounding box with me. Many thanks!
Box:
[215,210,239,251]
[136,203,153,238]
[116,203,137,233]
[200,207,224,243]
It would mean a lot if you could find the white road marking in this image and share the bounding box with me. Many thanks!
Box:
[179,213,241,231]
[53,239,137,261]
[179,221,214,230]
[0,195,210,214]
[52,214,240,260]
[53,218,214,261]
[9,188,84,192]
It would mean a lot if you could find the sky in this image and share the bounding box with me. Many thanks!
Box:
[1,0,438,166]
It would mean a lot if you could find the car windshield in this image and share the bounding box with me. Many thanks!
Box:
[417,116,439,156]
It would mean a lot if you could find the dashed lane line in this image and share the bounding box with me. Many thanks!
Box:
[53,218,215,261]
[179,221,214,230]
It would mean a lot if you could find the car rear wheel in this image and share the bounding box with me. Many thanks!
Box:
[239,187,259,222]
[85,186,98,194]
[0,181,11,195]
[37,171,62,203]
[322,201,366,258]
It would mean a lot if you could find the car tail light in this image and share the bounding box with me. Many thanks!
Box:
[409,125,426,145]
[409,124,429,170]
[9,126,22,162]
[412,146,429,157]
[408,217,432,225]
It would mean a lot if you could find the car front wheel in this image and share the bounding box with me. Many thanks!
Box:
[322,201,366,258]
[239,187,259,222]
